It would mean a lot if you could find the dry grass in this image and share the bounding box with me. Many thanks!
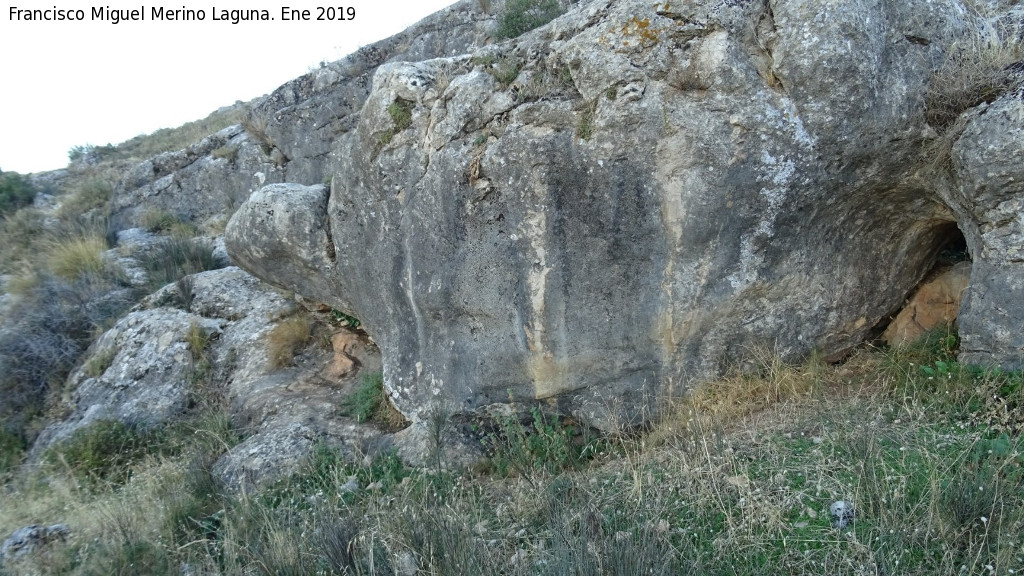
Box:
[925,11,1022,132]
[45,236,108,280]
[266,314,313,369]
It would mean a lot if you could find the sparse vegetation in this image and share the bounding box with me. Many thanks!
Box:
[473,54,523,87]
[495,0,563,40]
[576,99,598,140]
[241,109,275,155]
[54,179,112,222]
[340,370,386,423]
[69,104,245,164]
[83,345,118,378]
[925,17,1022,132]
[140,235,222,290]
[41,419,166,485]
[330,309,361,329]
[924,8,1023,170]
[139,207,180,233]
[339,371,405,430]
[211,144,239,162]
[387,99,414,132]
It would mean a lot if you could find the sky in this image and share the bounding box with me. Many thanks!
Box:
[0,0,458,174]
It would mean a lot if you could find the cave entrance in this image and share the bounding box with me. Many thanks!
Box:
[875,222,972,347]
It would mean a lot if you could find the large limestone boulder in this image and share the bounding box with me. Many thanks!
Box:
[227,0,1024,428]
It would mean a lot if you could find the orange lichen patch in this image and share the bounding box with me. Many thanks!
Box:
[620,15,662,47]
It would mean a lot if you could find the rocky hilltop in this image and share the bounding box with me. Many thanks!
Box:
[12,0,1022,481]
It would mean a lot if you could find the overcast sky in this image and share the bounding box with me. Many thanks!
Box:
[0,0,458,174]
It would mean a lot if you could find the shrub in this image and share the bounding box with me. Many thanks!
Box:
[139,207,180,233]
[0,170,37,216]
[0,207,45,273]
[242,110,275,154]
[185,321,212,362]
[56,178,112,220]
[473,54,523,87]
[0,273,135,434]
[387,99,414,132]
[0,425,26,475]
[266,314,313,368]
[210,144,238,162]
[495,0,562,40]
[483,407,602,477]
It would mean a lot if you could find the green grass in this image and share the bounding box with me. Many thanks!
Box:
[387,99,414,132]
[41,420,170,486]
[340,371,387,423]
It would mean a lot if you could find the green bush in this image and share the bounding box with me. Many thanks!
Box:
[0,426,27,475]
[0,170,36,216]
[387,99,414,132]
[495,0,562,40]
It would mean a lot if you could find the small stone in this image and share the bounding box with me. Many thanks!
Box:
[339,475,359,493]
[830,500,855,529]
[394,551,418,576]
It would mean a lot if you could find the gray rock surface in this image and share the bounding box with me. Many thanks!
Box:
[226,0,1024,430]
[108,126,284,232]
[0,524,70,566]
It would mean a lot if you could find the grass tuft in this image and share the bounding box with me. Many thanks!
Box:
[266,314,312,369]
[46,235,108,280]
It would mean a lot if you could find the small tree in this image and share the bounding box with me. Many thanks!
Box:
[0,170,36,215]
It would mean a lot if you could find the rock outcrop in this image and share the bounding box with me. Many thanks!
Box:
[106,0,518,232]
[226,0,1024,429]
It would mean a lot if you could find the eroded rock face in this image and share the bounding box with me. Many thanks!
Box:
[227,0,1024,428]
